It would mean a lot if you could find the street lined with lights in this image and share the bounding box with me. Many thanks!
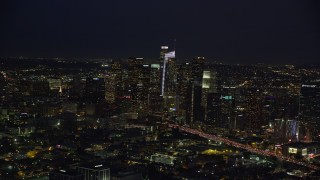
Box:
[169,124,320,170]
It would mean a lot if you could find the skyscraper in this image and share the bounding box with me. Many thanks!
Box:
[188,57,205,123]
[161,50,176,96]
[300,80,320,137]
[202,70,218,121]
[85,77,105,103]
[148,63,163,113]
[159,47,177,113]
[201,70,225,127]
[177,62,192,122]
[159,46,169,97]
[300,82,320,123]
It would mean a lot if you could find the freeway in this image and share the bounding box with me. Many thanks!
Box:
[169,124,320,170]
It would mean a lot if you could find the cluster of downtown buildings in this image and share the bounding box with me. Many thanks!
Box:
[0,47,320,179]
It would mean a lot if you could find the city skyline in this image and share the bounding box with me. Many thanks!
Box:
[1,1,320,179]
[0,54,320,179]
[1,0,320,64]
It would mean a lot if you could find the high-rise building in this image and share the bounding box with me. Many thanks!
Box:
[48,78,62,96]
[300,81,320,138]
[202,70,218,120]
[69,76,86,101]
[300,82,320,123]
[274,118,300,142]
[105,72,116,103]
[77,163,110,180]
[177,63,192,121]
[159,47,177,113]
[220,88,236,129]
[163,57,178,112]
[188,57,205,123]
[125,57,150,114]
[159,46,169,63]
[159,46,169,96]
[85,77,105,103]
[148,63,163,113]
[206,92,222,125]
[110,61,123,98]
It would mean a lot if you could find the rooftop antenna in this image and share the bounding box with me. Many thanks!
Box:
[173,39,176,51]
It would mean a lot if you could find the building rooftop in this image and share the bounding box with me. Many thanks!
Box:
[284,142,320,148]
[78,162,110,170]
[50,169,83,176]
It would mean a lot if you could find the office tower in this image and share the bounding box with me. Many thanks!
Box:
[77,163,110,180]
[85,77,105,103]
[107,61,131,112]
[47,78,62,95]
[300,81,320,123]
[206,93,222,125]
[205,72,236,129]
[220,90,235,129]
[164,56,178,112]
[233,88,247,130]
[126,57,150,114]
[148,63,163,112]
[160,47,177,113]
[150,63,161,93]
[161,50,176,96]
[202,70,218,121]
[243,88,268,130]
[177,63,192,120]
[49,169,84,180]
[110,61,123,98]
[69,76,86,101]
[127,57,144,88]
[47,78,61,89]
[286,119,300,142]
[300,80,320,138]
[105,73,116,103]
[274,118,299,142]
[136,63,151,114]
[108,61,126,106]
[271,88,299,119]
[188,57,205,123]
[159,46,169,96]
[140,63,151,108]
[159,46,169,65]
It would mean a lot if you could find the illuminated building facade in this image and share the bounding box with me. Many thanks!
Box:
[149,63,163,112]
[274,118,300,142]
[105,73,116,103]
[159,47,177,113]
[202,70,218,121]
[126,58,150,114]
[282,142,320,158]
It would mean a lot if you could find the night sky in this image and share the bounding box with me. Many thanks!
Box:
[1,0,320,64]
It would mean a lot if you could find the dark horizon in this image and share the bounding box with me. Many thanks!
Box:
[1,0,320,64]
